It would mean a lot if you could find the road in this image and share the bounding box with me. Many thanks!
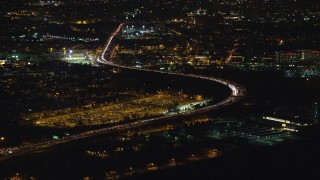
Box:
[0,22,245,162]
[98,22,245,110]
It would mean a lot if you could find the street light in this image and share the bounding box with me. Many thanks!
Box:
[0,137,4,147]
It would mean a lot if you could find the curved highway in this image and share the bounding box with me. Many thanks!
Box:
[98,22,246,114]
[0,22,245,162]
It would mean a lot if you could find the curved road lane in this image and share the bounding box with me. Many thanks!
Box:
[0,22,245,162]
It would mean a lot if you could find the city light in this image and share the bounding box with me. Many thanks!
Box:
[0,0,319,179]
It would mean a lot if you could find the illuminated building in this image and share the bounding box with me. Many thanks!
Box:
[299,50,320,60]
[262,116,312,132]
[230,55,245,63]
[0,58,7,65]
[276,50,320,62]
[276,51,300,62]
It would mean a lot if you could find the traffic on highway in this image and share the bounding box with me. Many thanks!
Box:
[0,22,245,161]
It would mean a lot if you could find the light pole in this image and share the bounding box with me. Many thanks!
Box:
[0,137,4,146]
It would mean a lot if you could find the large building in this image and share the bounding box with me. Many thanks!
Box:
[276,50,320,62]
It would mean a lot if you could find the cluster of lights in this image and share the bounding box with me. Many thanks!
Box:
[86,150,110,159]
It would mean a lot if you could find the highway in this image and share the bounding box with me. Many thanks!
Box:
[0,22,245,162]
[98,22,245,110]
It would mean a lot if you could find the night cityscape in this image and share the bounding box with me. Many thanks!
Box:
[0,0,320,179]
